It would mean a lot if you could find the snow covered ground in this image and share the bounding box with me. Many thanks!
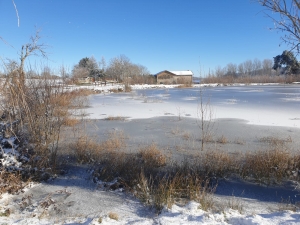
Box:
[1,83,300,224]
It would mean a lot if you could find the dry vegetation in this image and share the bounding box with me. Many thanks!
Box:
[0,72,90,192]
[202,74,300,84]
[65,129,300,212]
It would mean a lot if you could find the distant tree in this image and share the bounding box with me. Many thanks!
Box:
[78,57,89,68]
[257,0,300,53]
[238,63,245,76]
[262,59,273,75]
[226,63,237,76]
[243,60,253,76]
[72,56,100,80]
[215,65,226,77]
[253,58,262,76]
[106,55,132,82]
[273,50,300,74]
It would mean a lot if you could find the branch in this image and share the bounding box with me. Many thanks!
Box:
[12,0,20,27]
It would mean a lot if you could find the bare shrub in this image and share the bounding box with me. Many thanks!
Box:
[0,75,88,169]
[197,87,215,151]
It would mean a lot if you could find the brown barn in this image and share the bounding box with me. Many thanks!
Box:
[156,70,193,84]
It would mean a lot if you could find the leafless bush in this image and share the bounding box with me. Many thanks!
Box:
[0,70,88,170]
[197,87,215,151]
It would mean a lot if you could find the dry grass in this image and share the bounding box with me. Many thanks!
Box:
[63,117,80,126]
[71,130,126,164]
[62,130,300,213]
[278,197,300,212]
[227,197,244,213]
[202,74,300,84]
[171,126,182,135]
[178,83,192,88]
[0,170,29,195]
[104,116,126,121]
[90,139,217,212]
[258,136,292,146]
[139,144,167,168]
[108,212,119,221]
[240,148,294,184]
[216,135,228,144]
[182,132,191,141]
[0,208,10,217]
[200,150,237,178]
[234,137,245,145]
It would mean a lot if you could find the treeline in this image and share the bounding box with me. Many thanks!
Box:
[71,54,156,85]
[207,58,274,78]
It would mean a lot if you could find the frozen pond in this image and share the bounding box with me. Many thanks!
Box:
[86,84,300,128]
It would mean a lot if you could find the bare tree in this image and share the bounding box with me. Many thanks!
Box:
[226,63,238,76]
[106,55,132,82]
[215,65,226,77]
[262,58,273,75]
[253,58,262,75]
[18,28,47,86]
[243,60,253,76]
[197,88,214,151]
[238,63,245,76]
[257,0,300,52]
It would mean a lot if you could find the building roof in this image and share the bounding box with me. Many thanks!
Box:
[168,70,193,76]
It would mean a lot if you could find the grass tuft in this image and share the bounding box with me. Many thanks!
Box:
[108,212,119,221]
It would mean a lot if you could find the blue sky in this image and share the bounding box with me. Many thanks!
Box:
[0,0,288,76]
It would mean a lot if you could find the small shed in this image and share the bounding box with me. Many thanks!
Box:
[156,70,193,84]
